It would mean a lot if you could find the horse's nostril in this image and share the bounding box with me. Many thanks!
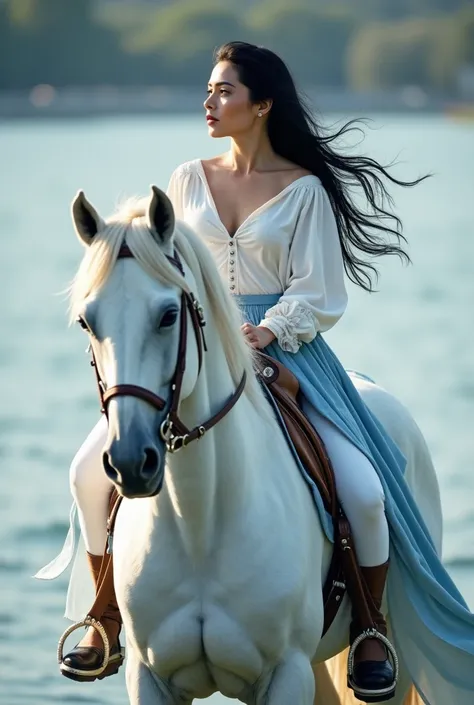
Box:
[142,447,159,478]
[101,444,160,492]
[103,451,119,483]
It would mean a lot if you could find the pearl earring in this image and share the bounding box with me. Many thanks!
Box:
[257,111,262,117]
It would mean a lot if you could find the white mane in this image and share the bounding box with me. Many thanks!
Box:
[69,198,266,408]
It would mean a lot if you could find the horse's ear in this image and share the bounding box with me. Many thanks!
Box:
[147,186,175,247]
[71,191,105,246]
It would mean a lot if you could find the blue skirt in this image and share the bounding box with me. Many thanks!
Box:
[236,294,474,703]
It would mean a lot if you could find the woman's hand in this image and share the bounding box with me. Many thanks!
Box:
[240,322,276,349]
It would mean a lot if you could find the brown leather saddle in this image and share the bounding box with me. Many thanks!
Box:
[253,352,378,637]
[254,352,336,514]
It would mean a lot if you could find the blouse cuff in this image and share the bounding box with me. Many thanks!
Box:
[259,300,318,353]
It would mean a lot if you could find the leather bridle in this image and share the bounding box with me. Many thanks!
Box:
[87,243,246,454]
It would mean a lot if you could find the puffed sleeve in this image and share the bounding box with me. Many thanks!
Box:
[166,163,189,220]
[259,184,348,353]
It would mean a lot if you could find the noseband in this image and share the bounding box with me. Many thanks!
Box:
[89,243,246,453]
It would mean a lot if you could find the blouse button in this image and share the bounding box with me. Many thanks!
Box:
[229,259,234,265]
[229,250,235,256]
[230,285,235,290]
[229,241,234,247]
[229,276,235,281]
[229,267,234,273]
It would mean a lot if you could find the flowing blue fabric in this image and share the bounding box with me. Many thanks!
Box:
[236,294,474,704]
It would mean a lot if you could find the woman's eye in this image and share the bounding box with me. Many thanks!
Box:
[206,89,229,96]
[160,309,179,328]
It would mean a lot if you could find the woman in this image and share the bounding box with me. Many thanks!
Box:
[57,42,474,703]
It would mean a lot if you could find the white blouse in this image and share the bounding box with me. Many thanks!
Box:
[167,159,348,353]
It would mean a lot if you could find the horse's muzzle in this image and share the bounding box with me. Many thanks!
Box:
[102,437,165,499]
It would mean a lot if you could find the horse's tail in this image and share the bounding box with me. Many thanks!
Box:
[313,651,424,705]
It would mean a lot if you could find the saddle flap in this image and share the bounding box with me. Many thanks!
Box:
[254,351,336,517]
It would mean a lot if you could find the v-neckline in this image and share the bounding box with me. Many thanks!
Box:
[196,159,315,238]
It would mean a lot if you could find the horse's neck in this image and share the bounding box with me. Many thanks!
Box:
[160,332,265,561]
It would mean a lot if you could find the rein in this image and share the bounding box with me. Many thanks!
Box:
[89,243,247,454]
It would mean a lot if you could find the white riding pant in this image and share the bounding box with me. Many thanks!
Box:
[70,410,389,566]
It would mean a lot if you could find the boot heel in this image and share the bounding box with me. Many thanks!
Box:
[97,649,125,680]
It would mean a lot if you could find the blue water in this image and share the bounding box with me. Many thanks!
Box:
[0,114,473,704]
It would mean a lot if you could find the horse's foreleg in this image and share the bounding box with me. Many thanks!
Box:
[256,651,315,705]
[126,646,191,705]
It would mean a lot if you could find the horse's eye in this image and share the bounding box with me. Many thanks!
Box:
[160,309,179,328]
[76,316,89,331]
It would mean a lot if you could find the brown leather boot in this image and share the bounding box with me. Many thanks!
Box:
[348,560,397,703]
[60,552,125,682]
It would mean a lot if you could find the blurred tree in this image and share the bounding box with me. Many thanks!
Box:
[427,17,463,90]
[2,0,123,88]
[124,1,251,84]
[347,16,466,91]
[354,0,473,18]
[7,0,89,28]
[7,0,38,27]
[1,0,473,91]
[459,7,474,64]
[0,5,16,87]
[248,2,356,86]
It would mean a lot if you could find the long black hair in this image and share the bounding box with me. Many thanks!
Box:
[214,41,428,292]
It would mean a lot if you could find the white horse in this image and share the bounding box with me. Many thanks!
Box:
[69,186,440,705]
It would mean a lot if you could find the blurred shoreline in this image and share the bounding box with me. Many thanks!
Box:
[2,86,474,121]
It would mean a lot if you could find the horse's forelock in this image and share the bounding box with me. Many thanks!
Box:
[113,197,147,224]
[68,198,185,323]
